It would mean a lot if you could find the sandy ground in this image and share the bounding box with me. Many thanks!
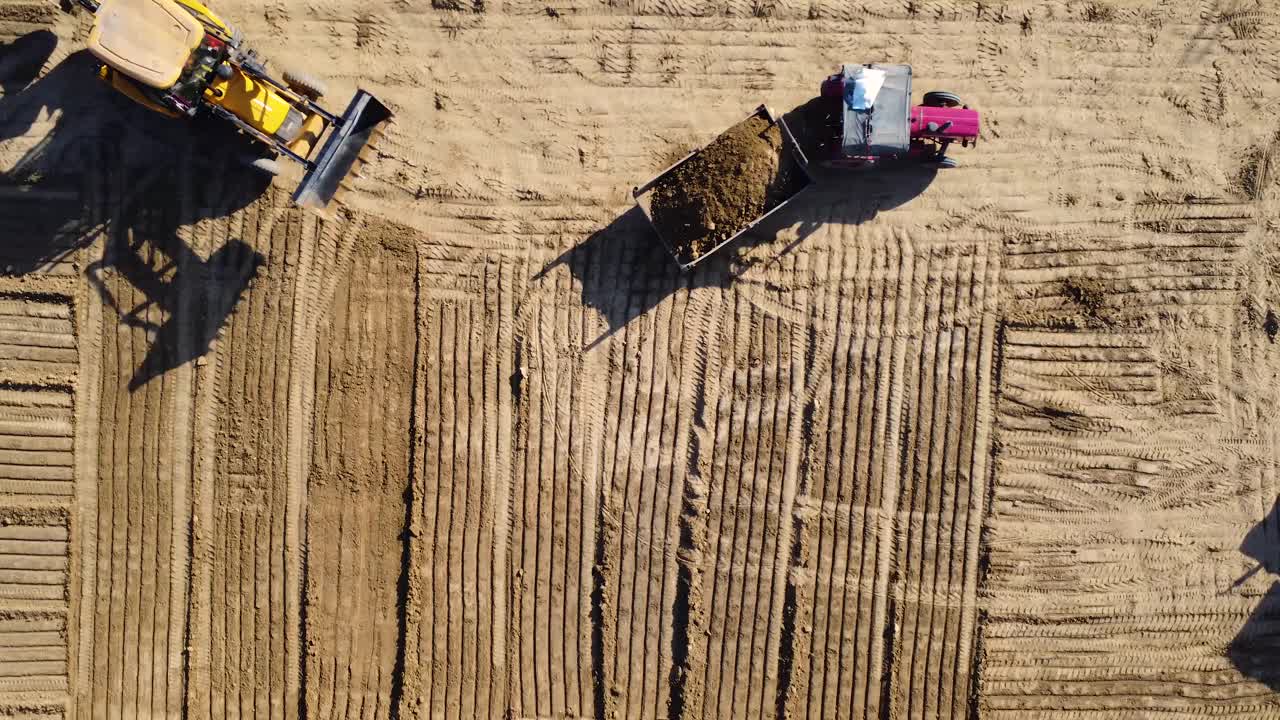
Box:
[0,0,1279,717]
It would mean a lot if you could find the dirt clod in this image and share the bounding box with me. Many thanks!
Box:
[1236,138,1276,200]
[646,113,805,265]
[1062,276,1107,315]
[1083,1,1117,21]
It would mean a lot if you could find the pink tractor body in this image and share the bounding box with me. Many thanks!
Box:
[820,63,980,169]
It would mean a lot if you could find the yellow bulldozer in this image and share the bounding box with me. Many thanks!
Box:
[75,0,392,208]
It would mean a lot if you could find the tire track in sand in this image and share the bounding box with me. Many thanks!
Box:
[303,220,415,720]
[978,188,1278,715]
[0,187,84,720]
[513,256,616,720]
[889,237,999,720]
[690,278,796,720]
[184,194,272,720]
[766,227,999,720]
[788,231,911,720]
[185,192,365,720]
[591,242,694,720]
[78,166,198,720]
[0,504,70,696]
[402,251,535,720]
[0,298,76,383]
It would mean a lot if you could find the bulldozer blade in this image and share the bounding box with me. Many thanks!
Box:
[292,90,393,209]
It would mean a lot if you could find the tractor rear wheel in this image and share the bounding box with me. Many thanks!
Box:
[936,156,959,169]
[283,69,327,101]
[923,91,962,108]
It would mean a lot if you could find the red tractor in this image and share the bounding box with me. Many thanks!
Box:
[819,63,979,169]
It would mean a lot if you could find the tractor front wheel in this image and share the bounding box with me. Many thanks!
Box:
[923,91,962,108]
[283,69,327,101]
[936,156,959,169]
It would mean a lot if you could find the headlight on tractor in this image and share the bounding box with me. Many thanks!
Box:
[275,107,305,144]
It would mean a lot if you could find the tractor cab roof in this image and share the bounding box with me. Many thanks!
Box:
[839,63,912,158]
[88,0,205,89]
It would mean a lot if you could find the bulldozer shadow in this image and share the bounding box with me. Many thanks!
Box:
[83,174,266,391]
[1228,496,1280,691]
[80,159,270,391]
[1230,582,1280,692]
[0,28,57,97]
[2,37,271,390]
[0,42,194,194]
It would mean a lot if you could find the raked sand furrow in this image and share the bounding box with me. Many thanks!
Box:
[303,231,415,720]
[5,0,1279,716]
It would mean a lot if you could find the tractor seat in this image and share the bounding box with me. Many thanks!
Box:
[88,0,205,89]
[840,63,911,157]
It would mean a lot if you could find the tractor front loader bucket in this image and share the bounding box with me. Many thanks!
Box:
[292,90,392,209]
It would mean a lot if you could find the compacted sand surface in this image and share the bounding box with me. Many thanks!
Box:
[1,0,1279,718]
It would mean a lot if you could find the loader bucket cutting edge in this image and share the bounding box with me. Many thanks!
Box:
[292,90,393,209]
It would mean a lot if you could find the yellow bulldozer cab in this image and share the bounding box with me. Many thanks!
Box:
[87,0,204,89]
[78,0,394,209]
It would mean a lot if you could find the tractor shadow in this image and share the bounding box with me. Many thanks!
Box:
[1228,496,1280,692]
[533,206,730,351]
[537,96,935,350]
[0,37,271,391]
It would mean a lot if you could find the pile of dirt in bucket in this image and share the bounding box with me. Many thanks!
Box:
[647,112,807,265]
